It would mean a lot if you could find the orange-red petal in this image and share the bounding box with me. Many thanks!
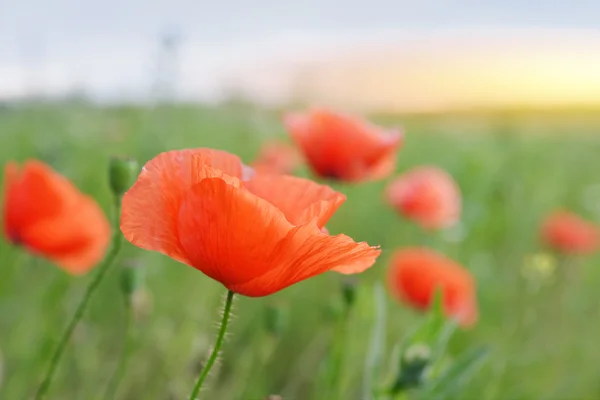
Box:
[245,173,345,227]
[286,109,402,182]
[177,177,295,286]
[3,161,80,241]
[229,226,380,296]
[177,177,379,296]
[120,149,243,264]
[251,141,301,175]
[386,166,461,230]
[3,160,110,273]
[541,210,599,254]
[21,197,111,274]
[2,162,19,241]
[388,248,477,327]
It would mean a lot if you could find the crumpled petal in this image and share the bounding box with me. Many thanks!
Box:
[177,177,380,296]
[245,173,345,227]
[177,177,294,285]
[230,226,380,296]
[121,148,242,264]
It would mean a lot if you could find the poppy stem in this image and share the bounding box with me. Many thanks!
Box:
[326,307,351,398]
[188,290,235,400]
[34,195,124,400]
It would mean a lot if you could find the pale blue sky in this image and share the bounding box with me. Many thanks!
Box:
[2,0,599,58]
[1,1,599,102]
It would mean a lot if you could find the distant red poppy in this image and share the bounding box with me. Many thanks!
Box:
[284,109,402,182]
[121,148,380,296]
[252,141,301,175]
[388,248,477,327]
[541,210,598,255]
[386,166,460,230]
[2,161,111,274]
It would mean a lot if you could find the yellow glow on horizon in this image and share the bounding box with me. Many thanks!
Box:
[292,32,600,112]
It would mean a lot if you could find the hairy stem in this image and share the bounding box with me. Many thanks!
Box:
[188,290,235,400]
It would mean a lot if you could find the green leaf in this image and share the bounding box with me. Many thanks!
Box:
[363,282,387,400]
[430,319,457,364]
[419,345,491,400]
[399,288,454,360]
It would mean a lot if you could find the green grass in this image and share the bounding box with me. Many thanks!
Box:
[1,103,600,399]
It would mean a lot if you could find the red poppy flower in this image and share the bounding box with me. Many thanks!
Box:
[2,161,111,274]
[120,148,380,297]
[385,166,460,230]
[284,109,402,182]
[541,210,598,254]
[252,141,301,175]
[388,248,477,327]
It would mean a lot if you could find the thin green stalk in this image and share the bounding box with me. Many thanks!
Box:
[104,301,134,399]
[188,290,235,400]
[35,196,123,399]
[326,307,352,399]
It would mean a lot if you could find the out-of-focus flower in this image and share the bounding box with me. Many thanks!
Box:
[252,141,301,175]
[121,148,380,297]
[388,247,477,327]
[385,166,461,230]
[541,210,599,255]
[2,160,111,274]
[284,108,402,182]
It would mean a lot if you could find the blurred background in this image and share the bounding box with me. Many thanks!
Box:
[2,1,600,111]
[2,2,600,400]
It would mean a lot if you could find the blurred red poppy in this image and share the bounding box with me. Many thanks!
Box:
[284,109,402,182]
[252,141,301,175]
[2,161,111,274]
[121,148,380,297]
[541,210,598,255]
[388,247,477,327]
[386,166,460,230]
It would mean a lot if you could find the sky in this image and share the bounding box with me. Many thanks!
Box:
[2,1,600,110]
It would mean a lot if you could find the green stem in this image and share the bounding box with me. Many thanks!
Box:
[188,290,235,400]
[325,306,351,398]
[104,300,134,399]
[35,195,123,399]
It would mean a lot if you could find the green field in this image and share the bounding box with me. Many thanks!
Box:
[2,103,600,400]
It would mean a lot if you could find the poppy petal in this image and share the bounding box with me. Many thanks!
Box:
[178,177,379,296]
[388,248,477,327]
[251,141,301,175]
[3,162,20,241]
[4,161,80,240]
[21,197,111,274]
[245,173,345,227]
[386,166,461,230]
[366,140,401,181]
[177,177,292,285]
[121,149,243,264]
[286,109,402,182]
[229,225,380,296]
